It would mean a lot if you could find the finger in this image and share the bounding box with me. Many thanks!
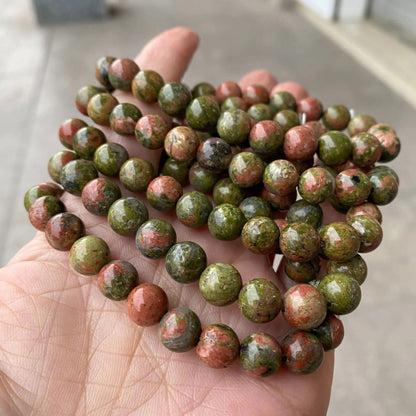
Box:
[239,69,278,92]
[270,81,308,100]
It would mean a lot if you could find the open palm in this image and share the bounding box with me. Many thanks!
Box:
[0,28,334,416]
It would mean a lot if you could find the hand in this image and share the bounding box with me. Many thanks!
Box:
[0,27,334,416]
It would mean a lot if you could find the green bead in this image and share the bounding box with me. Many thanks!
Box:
[109,103,142,135]
[269,91,297,114]
[318,272,361,315]
[108,197,148,236]
[94,142,129,177]
[60,159,99,196]
[317,131,352,166]
[350,132,382,167]
[87,93,119,126]
[228,152,265,188]
[283,257,320,283]
[327,254,367,285]
[146,176,183,212]
[347,114,377,136]
[208,203,246,241]
[135,114,169,150]
[347,215,383,253]
[213,178,245,206]
[247,103,272,122]
[119,158,155,192]
[273,109,300,133]
[176,191,213,228]
[217,109,251,145]
[239,196,271,220]
[24,182,63,211]
[249,120,284,157]
[158,82,192,116]
[220,96,248,112]
[241,216,280,255]
[108,58,140,91]
[73,126,107,160]
[199,263,242,306]
[48,151,79,184]
[298,167,335,205]
[81,177,121,216]
[188,162,221,192]
[165,241,207,283]
[334,169,371,207]
[191,82,216,98]
[132,70,164,103]
[368,165,399,205]
[75,85,107,115]
[322,104,351,130]
[286,199,323,228]
[263,159,299,196]
[95,56,116,89]
[28,195,66,231]
[186,95,221,132]
[161,158,190,186]
[311,314,345,351]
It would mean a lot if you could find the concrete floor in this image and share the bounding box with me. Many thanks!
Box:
[1,0,415,414]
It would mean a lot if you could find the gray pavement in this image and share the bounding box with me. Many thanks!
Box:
[1,0,415,414]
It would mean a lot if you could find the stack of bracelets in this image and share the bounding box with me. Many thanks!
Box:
[24,56,400,377]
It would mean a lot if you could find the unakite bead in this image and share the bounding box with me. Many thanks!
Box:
[367,123,396,136]
[158,82,192,116]
[263,159,299,196]
[176,191,213,228]
[238,278,282,323]
[188,161,221,192]
[165,242,207,284]
[273,109,300,134]
[81,177,121,216]
[132,70,164,103]
[318,272,361,315]
[213,178,245,206]
[135,219,176,259]
[228,152,264,188]
[75,85,106,115]
[164,126,199,163]
[60,159,99,196]
[247,103,272,122]
[58,118,88,149]
[135,114,169,150]
[322,104,351,130]
[241,216,280,255]
[186,95,221,132]
[199,263,242,306]
[95,56,116,89]
[161,158,190,185]
[297,97,323,122]
[221,96,248,112]
[24,182,63,211]
[334,169,371,206]
[217,109,251,145]
[269,91,297,114]
[298,167,335,205]
[249,120,284,157]
[283,257,320,283]
[240,332,283,377]
[317,131,352,166]
[94,142,129,177]
[70,235,110,275]
[216,81,242,103]
[109,103,142,135]
[286,200,323,228]
[347,114,377,136]
[45,212,85,251]
[87,93,119,126]
[350,132,382,167]
[48,151,79,184]
[108,197,148,236]
[367,165,399,205]
[284,125,318,161]
[73,126,106,160]
[208,203,246,241]
[327,254,367,285]
[146,176,183,212]
[29,195,66,231]
[119,158,155,192]
[239,196,271,220]
[261,188,297,211]
[97,260,138,300]
[191,82,216,98]
[159,308,202,352]
[311,314,345,351]
[347,215,383,253]
[196,138,233,173]
[243,84,269,107]
[108,58,140,91]
[346,202,382,224]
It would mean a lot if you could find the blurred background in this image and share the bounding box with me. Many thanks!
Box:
[1,0,415,414]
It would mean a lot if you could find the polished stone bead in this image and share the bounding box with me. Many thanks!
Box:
[81,177,121,216]
[29,195,66,231]
[176,191,213,228]
[87,92,119,126]
[217,109,251,145]
[207,203,246,241]
[239,196,271,220]
[317,131,352,166]
[58,118,88,149]
[132,70,164,103]
[327,254,367,285]
[108,58,140,91]
[60,159,99,196]
[196,138,233,173]
[286,199,323,228]
[108,197,148,236]
[146,176,183,212]
[322,104,351,130]
[186,95,221,132]
[158,82,192,116]
[95,56,116,89]
[241,216,280,255]
[93,142,129,177]
[73,126,106,160]
[109,103,142,135]
[24,182,63,211]
[135,114,169,150]
[48,151,79,184]
[164,126,199,163]
[45,212,85,251]
[263,159,299,196]
[119,158,155,192]
[213,178,245,206]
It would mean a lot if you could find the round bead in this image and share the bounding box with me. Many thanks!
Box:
[132,70,164,103]
[87,93,119,126]
[243,84,269,107]
[73,126,106,160]
[318,131,352,166]
[311,314,345,351]
[238,278,282,323]
[215,81,242,103]
[298,167,335,205]
[161,158,190,185]
[95,56,116,89]
[196,138,233,173]
[192,81,216,98]
[367,123,396,136]
[97,260,138,300]
[283,284,327,330]
[304,120,327,139]
[176,191,213,228]
[70,236,110,275]
[109,103,142,135]
[263,159,299,196]
[24,182,63,211]
[347,215,383,253]
[347,114,377,136]
[188,161,221,192]
[273,109,300,134]
[241,216,280,255]
[327,254,367,285]
[29,195,66,231]
[186,95,221,131]
[126,283,168,326]
[75,85,106,115]
[135,114,169,150]
[284,125,318,161]
[286,199,323,228]
[146,176,183,212]
[159,307,202,352]
[249,119,284,157]
[240,332,283,377]
[217,109,251,145]
[48,151,79,183]
[135,219,176,259]
[119,158,155,192]
[228,152,264,188]
[221,96,248,112]
[318,272,361,315]
[165,241,207,284]
[247,103,273,122]
[297,96,323,121]
[322,104,351,130]
[261,188,297,211]
[283,257,320,283]
[269,91,297,114]
[376,133,401,163]
[93,142,129,177]
[58,118,88,149]
[108,197,148,236]
[60,159,98,196]
[207,203,246,241]
[213,178,245,206]
[282,331,324,374]
[239,196,271,220]
[158,82,192,116]
[108,58,140,91]
[81,177,121,216]
[346,202,382,224]
[368,165,399,205]
[199,263,242,306]
[45,212,85,251]
[164,126,199,163]
[271,81,308,101]
[334,168,371,206]
[350,132,382,167]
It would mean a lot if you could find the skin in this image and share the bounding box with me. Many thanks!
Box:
[0,28,335,415]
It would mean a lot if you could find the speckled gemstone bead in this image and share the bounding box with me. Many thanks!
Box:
[158,82,192,116]
[283,125,318,161]
[273,109,300,134]
[317,131,352,166]
[58,118,88,149]
[94,142,129,177]
[164,126,199,163]
[282,331,324,374]
[146,176,183,211]
[367,123,396,136]
[29,195,66,231]
[243,84,269,107]
[176,191,213,228]
[135,219,176,259]
[286,200,323,228]
[159,307,202,352]
[247,103,273,122]
[132,70,164,103]
[367,165,399,205]
[304,120,327,139]
[240,332,283,377]
[249,120,284,157]
[109,103,142,135]
[186,95,221,132]
[75,85,106,115]
[108,197,148,236]
[45,212,84,251]
[191,81,216,98]
[327,254,367,285]
[269,91,297,114]
[196,138,233,173]
[73,126,106,160]
[165,241,207,284]
[283,257,320,283]
[238,278,282,323]
[48,151,79,183]
[208,203,246,241]
[347,114,377,136]
[70,235,110,275]
[350,132,382,167]
[197,323,240,369]
[217,109,251,145]
[199,263,242,306]
[87,93,119,126]
[347,214,383,253]
[119,158,155,192]
[161,158,190,185]
[127,283,168,326]
[376,132,401,162]
[97,260,138,300]
[24,182,63,211]
[215,81,242,103]
[322,104,351,130]
[108,58,140,91]
[318,272,361,314]
[221,96,248,112]
[242,216,280,255]
[263,159,299,196]
[346,202,382,224]
[81,177,121,216]
[135,114,169,150]
[60,159,98,196]
[283,284,327,330]
[297,97,323,122]
[311,314,345,351]
[228,152,264,188]
[188,162,221,192]
[334,168,371,206]
[213,178,245,206]
[239,196,271,220]
[261,188,297,211]
[298,167,335,205]
[95,56,116,89]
